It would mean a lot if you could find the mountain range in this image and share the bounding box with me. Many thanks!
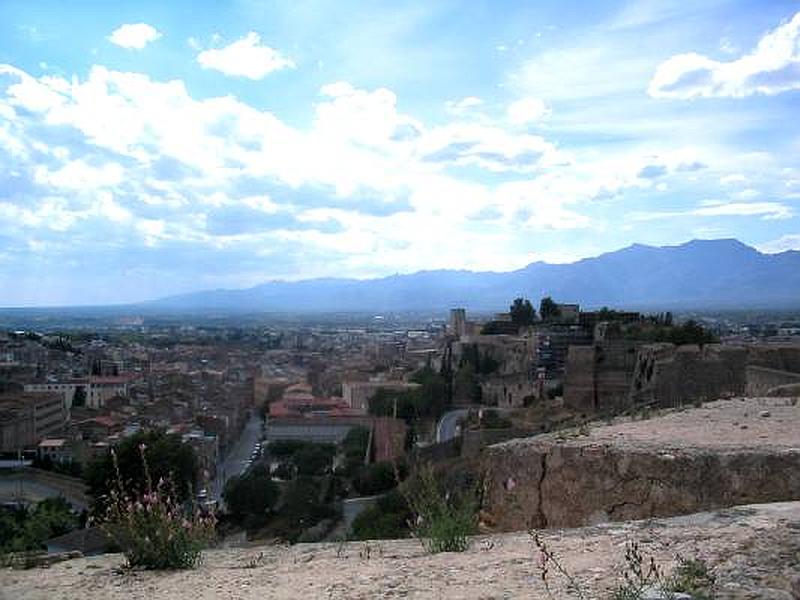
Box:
[144,239,800,313]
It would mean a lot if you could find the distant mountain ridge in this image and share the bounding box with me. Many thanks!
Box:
[145,239,800,312]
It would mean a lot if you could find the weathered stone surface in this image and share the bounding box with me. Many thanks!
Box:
[3,502,798,599]
[482,398,800,531]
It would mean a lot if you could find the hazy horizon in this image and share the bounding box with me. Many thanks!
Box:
[1,1,799,306]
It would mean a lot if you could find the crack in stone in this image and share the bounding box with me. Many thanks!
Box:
[535,451,548,529]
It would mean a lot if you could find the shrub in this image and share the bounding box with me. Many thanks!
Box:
[271,476,337,543]
[0,497,78,554]
[103,443,215,570]
[403,465,477,553]
[350,490,411,540]
[353,461,399,496]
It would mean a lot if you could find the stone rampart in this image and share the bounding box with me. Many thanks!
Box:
[482,398,800,531]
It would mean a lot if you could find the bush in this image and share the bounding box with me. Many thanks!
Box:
[352,461,399,496]
[350,490,411,540]
[272,476,337,543]
[0,497,78,554]
[103,443,215,570]
[403,465,477,553]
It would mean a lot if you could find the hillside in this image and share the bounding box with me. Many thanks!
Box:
[144,239,800,312]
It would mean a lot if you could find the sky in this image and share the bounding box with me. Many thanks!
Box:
[0,0,799,306]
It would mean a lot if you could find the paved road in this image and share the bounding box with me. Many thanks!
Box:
[436,408,470,443]
[211,413,263,504]
[435,406,514,443]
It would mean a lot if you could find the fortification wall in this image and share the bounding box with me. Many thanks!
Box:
[481,398,800,531]
[746,365,800,396]
[631,344,747,407]
[562,345,595,412]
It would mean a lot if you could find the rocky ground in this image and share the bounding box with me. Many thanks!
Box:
[3,501,799,599]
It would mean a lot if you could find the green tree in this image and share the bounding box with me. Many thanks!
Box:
[294,443,335,476]
[352,461,402,496]
[510,297,537,327]
[539,296,561,321]
[273,476,337,542]
[223,465,280,522]
[85,430,198,513]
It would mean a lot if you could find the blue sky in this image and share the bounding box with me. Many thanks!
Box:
[0,0,799,306]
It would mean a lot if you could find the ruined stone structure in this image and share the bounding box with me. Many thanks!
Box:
[630,343,747,406]
[482,398,800,531]
[745,365,800,396]
[562,340,640,414]
[564,340,799,415]
[479,374,538,408]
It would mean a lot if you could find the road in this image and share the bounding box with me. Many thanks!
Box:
[435,406,514,443]
[211,412,263,504]
[436,408,470,443]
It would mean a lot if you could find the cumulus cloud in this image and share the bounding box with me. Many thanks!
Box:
[0,61,697,301]
[196,32,294,79]
[506,97,549,124]
[108,23,161,50]
[649,12,800,98]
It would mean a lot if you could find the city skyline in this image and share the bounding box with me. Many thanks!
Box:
[1,0,799,306]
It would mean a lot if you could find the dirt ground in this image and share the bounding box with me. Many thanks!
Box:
[3,500,799,600]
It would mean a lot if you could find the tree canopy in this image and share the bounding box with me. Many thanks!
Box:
[539,296,561,321]
[85,430,198,513]
[223,465,280,521]
[510,297,536,327]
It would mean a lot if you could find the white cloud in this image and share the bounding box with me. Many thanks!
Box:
[649,12,800,98]
[506,97,549,125]
[418,123,569,173]
[720,173,748,185]
[444,96,483,116]
[34,160,124,190]
[108,23,161,50]
[758,233,800,253]
[3,62,748,286]
[196,32,294,79]
[634,201,793,221]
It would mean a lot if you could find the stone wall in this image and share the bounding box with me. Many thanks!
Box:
[483,440,800,530]
[747,343,800,373]
[745,365,800,396]
[630,344,747,407]
[481,398,800,532]
[563,341,640,414]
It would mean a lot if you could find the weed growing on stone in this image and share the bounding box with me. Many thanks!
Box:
[610,541,664,599]
[102,443,216,570]
[529,534,716,600]
[663,555,716,599]
[403,465,477,554]
[529,531,588,599]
